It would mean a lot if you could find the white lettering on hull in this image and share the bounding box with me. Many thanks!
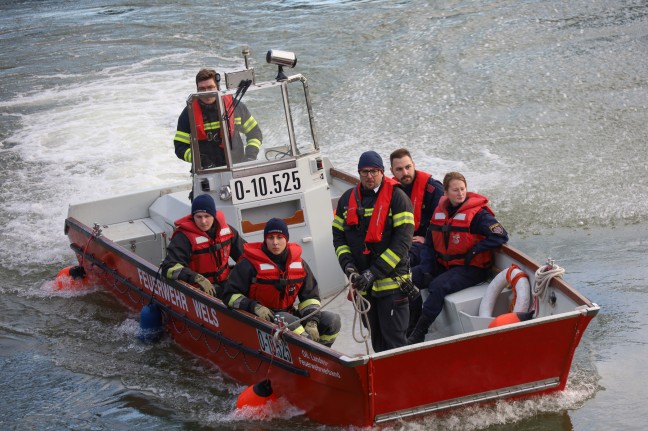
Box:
[137,268,189,312]
[299,350,340,378]
[191,298,220,327]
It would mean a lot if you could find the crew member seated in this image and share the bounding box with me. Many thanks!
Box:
[223,218,341,347]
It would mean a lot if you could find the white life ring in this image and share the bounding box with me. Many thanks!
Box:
[478,263,531,317]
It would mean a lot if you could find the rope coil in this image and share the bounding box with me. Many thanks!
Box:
[532,258,565,312]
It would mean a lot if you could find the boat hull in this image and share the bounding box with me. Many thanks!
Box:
[65,216,598,427]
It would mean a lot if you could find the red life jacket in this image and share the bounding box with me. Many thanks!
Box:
[345,177,397,243]
[173,212,234,283]
[244,243,307,311]
[192,95,234,141]
[430,192,494,269]
[409,170,432,232]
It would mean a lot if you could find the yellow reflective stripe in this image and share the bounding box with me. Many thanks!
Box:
[183,148,192,162]
[242,116,258,133]
[234,117,242,125]
[392,210,414,228]
[332,215,344,231]
[292,325,306,335]
[245,138,261,150]
[228,293,245,307]
[298,298,321,311]
[320,332,338,343]
[364,208,374,217]
[204,121,220,131]
[166,263,184,279]
[380,248,401,269]
[336,245,351,258]
[373,277,402,292]
[175,130,190,144]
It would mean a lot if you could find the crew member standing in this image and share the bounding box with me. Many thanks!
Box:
[407,172,509,344]
[332,151,415,352]
[160,194,244,298]
[223,218,341,347]
[173,68,263,168]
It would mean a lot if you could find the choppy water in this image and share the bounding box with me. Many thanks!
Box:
[1,1,647,430]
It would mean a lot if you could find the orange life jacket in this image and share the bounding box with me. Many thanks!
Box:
[429,193,494,269]
[173,212,234,283]
[244,243,307,311]
[192,95,234,141]
[409,170,432,232]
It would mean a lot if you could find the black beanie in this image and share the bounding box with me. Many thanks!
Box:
[264,217,289,240]
[357,150,384,171]
[191,194,216,217]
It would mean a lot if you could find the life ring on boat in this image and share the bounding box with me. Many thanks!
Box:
[478,263,531,317]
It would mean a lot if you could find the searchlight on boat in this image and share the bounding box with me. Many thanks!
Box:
[266,49,297,81]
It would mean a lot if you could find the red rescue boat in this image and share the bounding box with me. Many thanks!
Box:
[63,48,599,427]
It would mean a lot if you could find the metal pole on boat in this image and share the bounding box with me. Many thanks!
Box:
[242,45,250,69]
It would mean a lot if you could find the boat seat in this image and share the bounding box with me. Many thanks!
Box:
[440,282,511,335]
[148,190,192,235]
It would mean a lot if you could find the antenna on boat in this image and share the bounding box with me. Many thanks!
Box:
[266,49,297,81]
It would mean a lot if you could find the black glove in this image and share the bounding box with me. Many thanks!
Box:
[354,269,375,292]
[345,263,360,283]
[344,263,358,275]
[243,153,256,162]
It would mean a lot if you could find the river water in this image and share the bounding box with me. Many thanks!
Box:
[1,0,647,430]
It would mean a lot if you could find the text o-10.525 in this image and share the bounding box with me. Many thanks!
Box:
[231,169,302,204]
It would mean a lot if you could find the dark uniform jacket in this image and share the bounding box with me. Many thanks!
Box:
[332,179,415,297]
[173,100,262,167]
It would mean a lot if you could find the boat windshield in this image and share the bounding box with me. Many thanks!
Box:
[187,75,319,172]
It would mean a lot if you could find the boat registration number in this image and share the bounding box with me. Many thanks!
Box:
[231,168,302,204]
[257,329,293,363]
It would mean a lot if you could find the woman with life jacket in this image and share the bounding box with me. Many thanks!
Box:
[407,172,509,344]
[160,194,245,298]
[223,218,341,347]
[173,68,263,168]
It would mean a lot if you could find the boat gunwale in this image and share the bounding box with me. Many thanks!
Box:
[65,215,371,368]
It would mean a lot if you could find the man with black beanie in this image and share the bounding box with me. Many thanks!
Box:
[160,193,244,297]
[223,217,341,347]
[332,151,415,352]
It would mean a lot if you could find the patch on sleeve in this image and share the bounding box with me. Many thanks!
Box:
[489,223,505,235]
[426,184,436,193]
